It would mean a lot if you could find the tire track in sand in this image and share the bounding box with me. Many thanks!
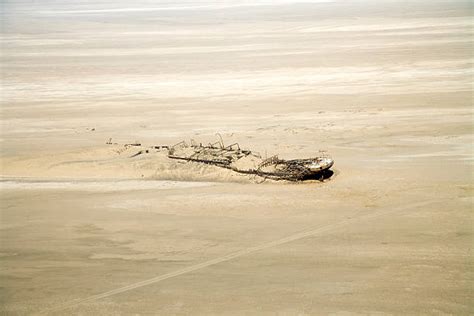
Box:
[40,200,435,314]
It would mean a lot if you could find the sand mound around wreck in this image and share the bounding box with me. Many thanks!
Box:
[1,145,258,183]
[230,154,262,171]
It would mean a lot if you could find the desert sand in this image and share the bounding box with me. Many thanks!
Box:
[1,0,473,315]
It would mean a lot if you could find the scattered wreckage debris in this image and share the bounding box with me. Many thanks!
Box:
[107,138,334,182]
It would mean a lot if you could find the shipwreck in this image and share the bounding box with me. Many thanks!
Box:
[117,136,334,182]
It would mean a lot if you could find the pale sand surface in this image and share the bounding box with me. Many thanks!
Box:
[1,0,473,315]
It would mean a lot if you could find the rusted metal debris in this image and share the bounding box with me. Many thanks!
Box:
[168,141,334,181]
[167,140,334,181]
[109,138,334,181]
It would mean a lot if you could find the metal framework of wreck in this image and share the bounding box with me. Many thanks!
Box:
[110,136,334,181]
[166,138,334,181]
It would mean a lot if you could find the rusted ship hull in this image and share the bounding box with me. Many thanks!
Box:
[168,141,334,181]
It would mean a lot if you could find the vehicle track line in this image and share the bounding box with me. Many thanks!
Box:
[40,200,435,314]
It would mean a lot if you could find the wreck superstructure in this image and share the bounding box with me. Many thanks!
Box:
[167,139,334,181]
[112,137,334,182]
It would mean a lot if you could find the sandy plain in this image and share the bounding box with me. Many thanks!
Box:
[1,0,473,315]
